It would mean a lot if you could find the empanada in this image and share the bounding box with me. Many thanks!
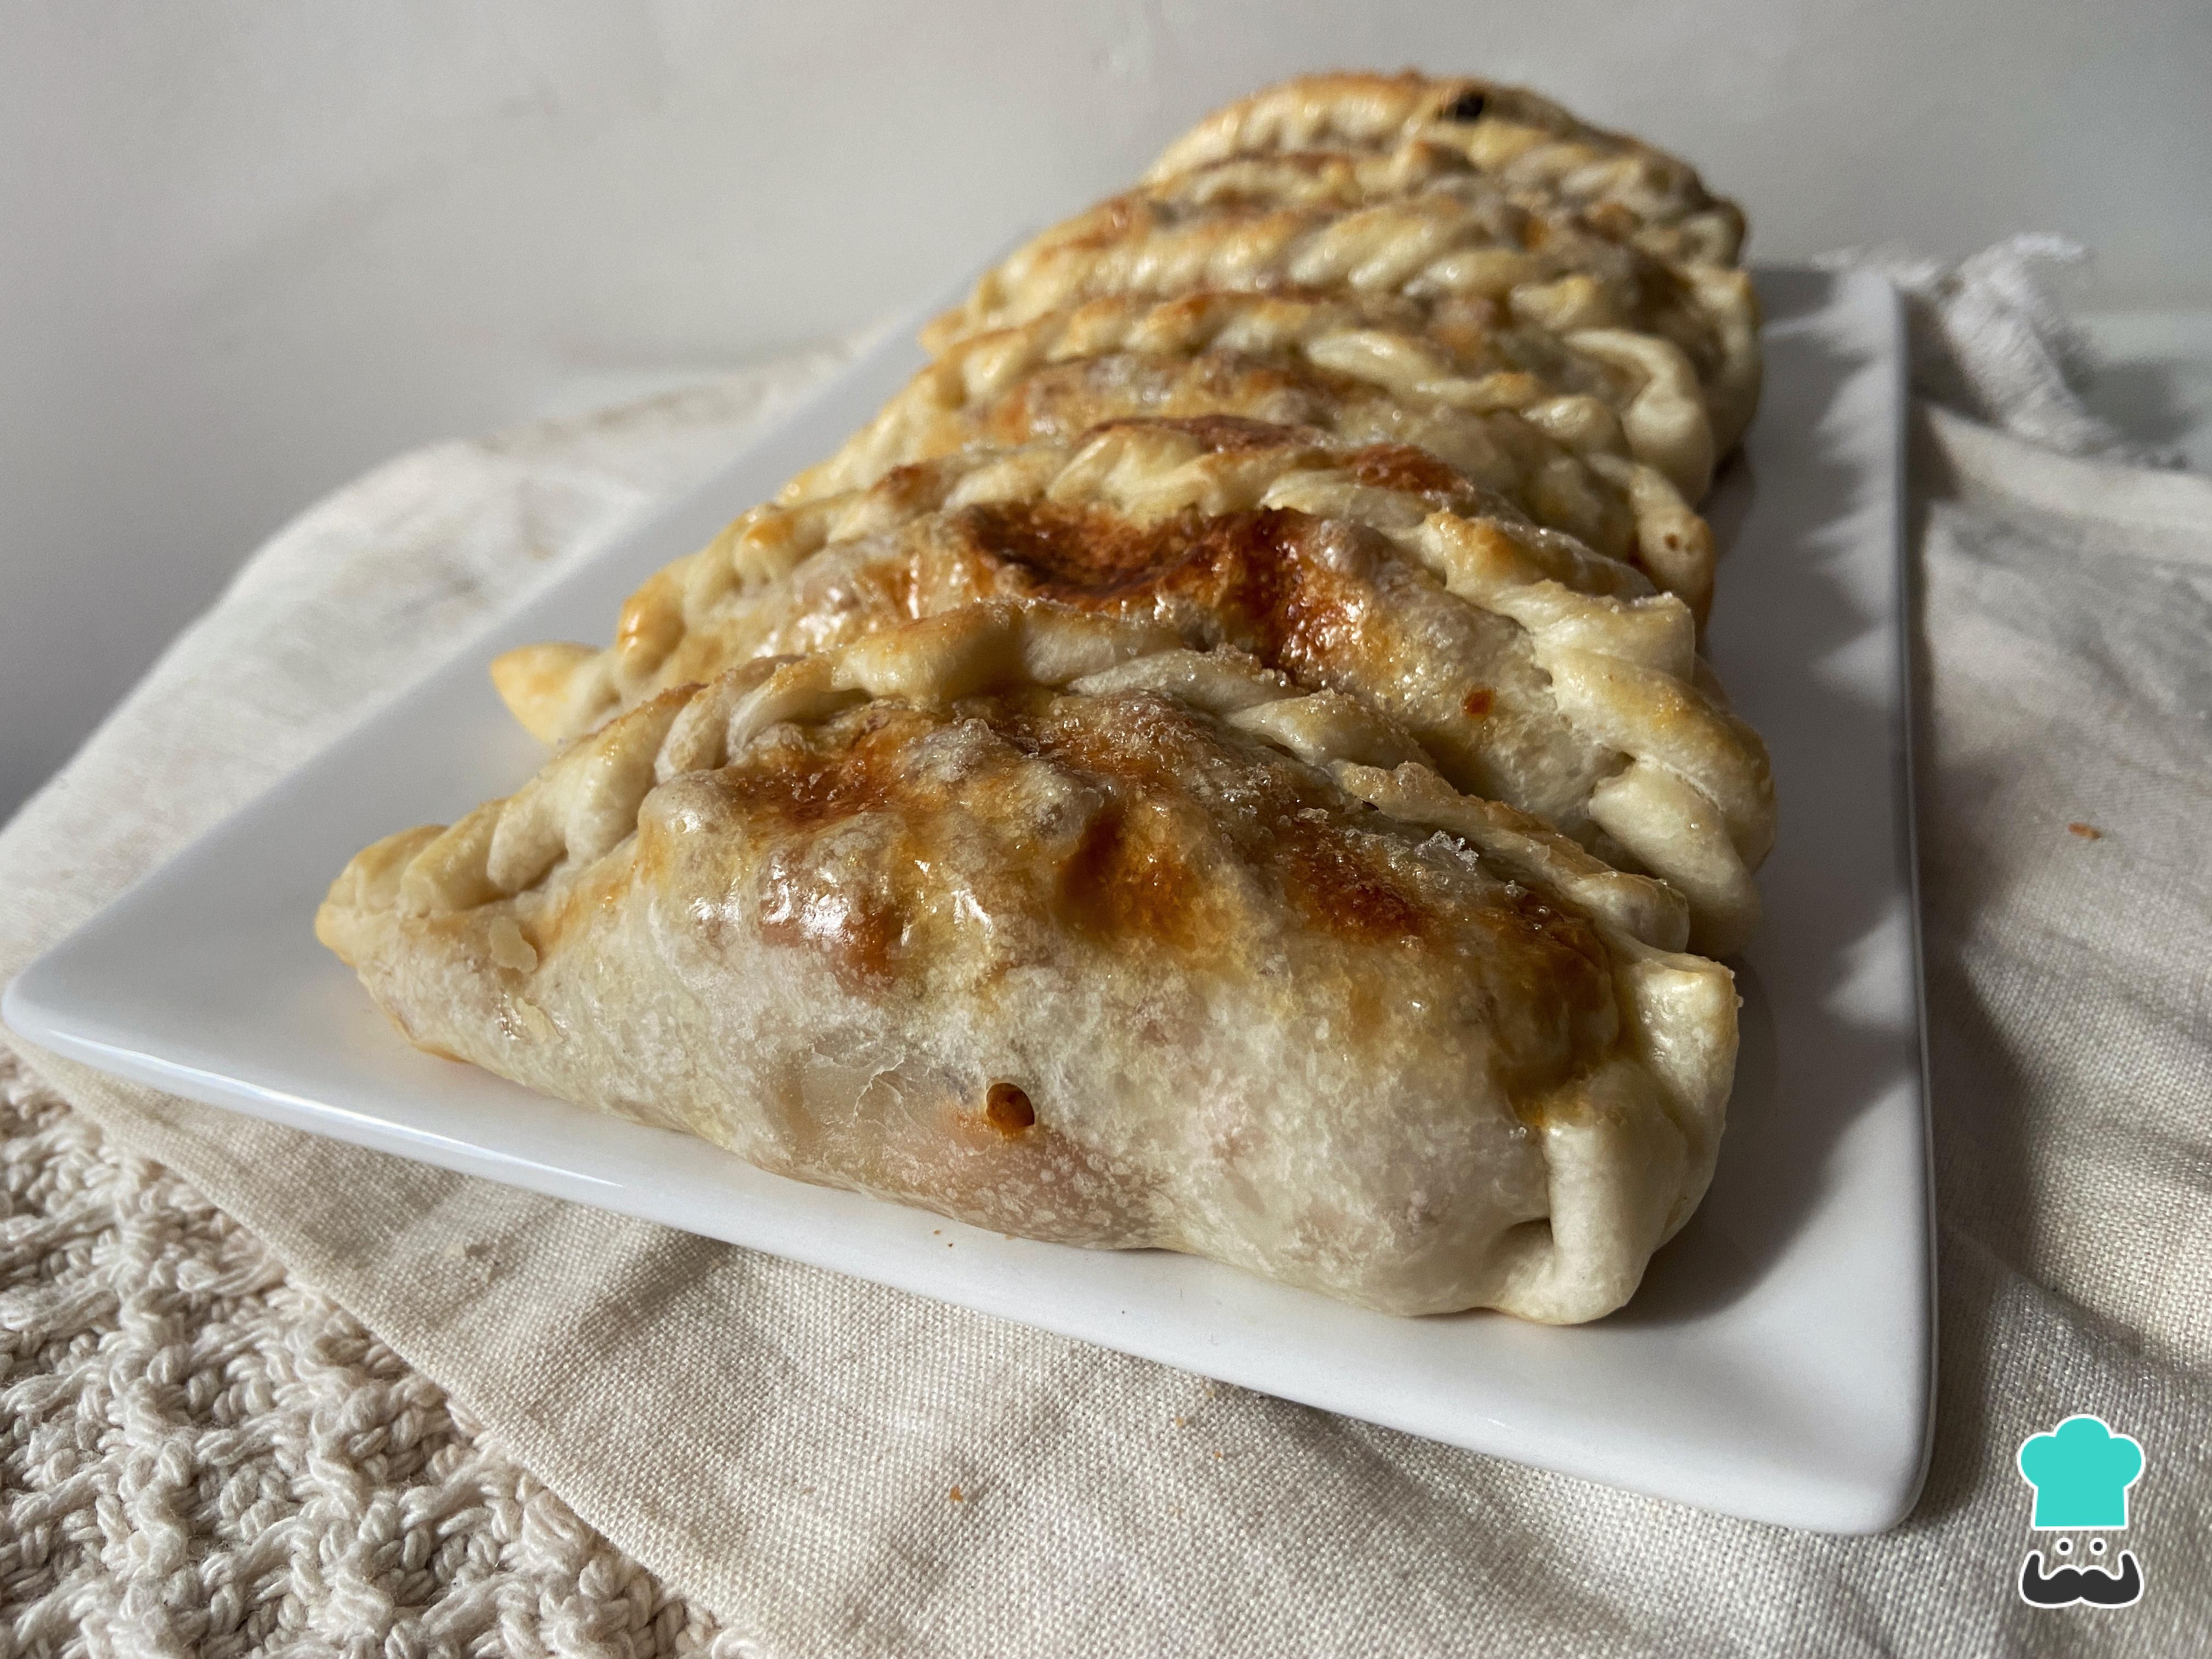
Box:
[492,418,1771,952]
[920,289,1722,499]
[1148,71,1746,267]
[920,190,1760,454]
[788,291,1717,612]
[321,603,1737,1322]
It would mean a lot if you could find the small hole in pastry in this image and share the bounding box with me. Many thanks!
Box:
[487,916,538,973]
[985,1082,1036,1136]
[1442,91,1487,122]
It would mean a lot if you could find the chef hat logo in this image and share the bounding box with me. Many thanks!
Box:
[2017,1415,2145,1530]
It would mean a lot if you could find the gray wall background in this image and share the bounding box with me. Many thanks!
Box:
[5,0,2209,816]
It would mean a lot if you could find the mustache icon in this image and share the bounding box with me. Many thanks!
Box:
[2018,1548,2143,1609]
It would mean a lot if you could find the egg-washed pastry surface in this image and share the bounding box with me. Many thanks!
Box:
[828,290,1718,501]
[921,188,1760,453]
[786,296,1717,616]
[1147,71,1745,267]
[320,604,1737,1321]
[492,418,1770,953]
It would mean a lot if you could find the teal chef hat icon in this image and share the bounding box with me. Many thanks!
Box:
[2018,1415,2145,1530]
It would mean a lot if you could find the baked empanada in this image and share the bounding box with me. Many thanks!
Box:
[321,603,1737,1322]
[1148,71,1746,267]
[856,289,1715,501]
[788,292,1717,612]
[920,191,1760,454]
[493,418,1771,952]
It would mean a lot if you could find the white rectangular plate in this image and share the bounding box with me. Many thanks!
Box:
[5,266,1931,1534]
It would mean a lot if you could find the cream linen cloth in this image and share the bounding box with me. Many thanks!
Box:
[5,283,2211,1655]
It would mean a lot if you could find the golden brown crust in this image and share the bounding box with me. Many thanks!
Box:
[1146,71,1746,266]
[492,418,1768,952]
[920,192,1761,452]
[322,603,1738,1321]
[845,289,1715,498]
[791,291,1717,599]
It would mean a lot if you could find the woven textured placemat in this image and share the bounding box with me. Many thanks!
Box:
[0,1048,750,1659]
